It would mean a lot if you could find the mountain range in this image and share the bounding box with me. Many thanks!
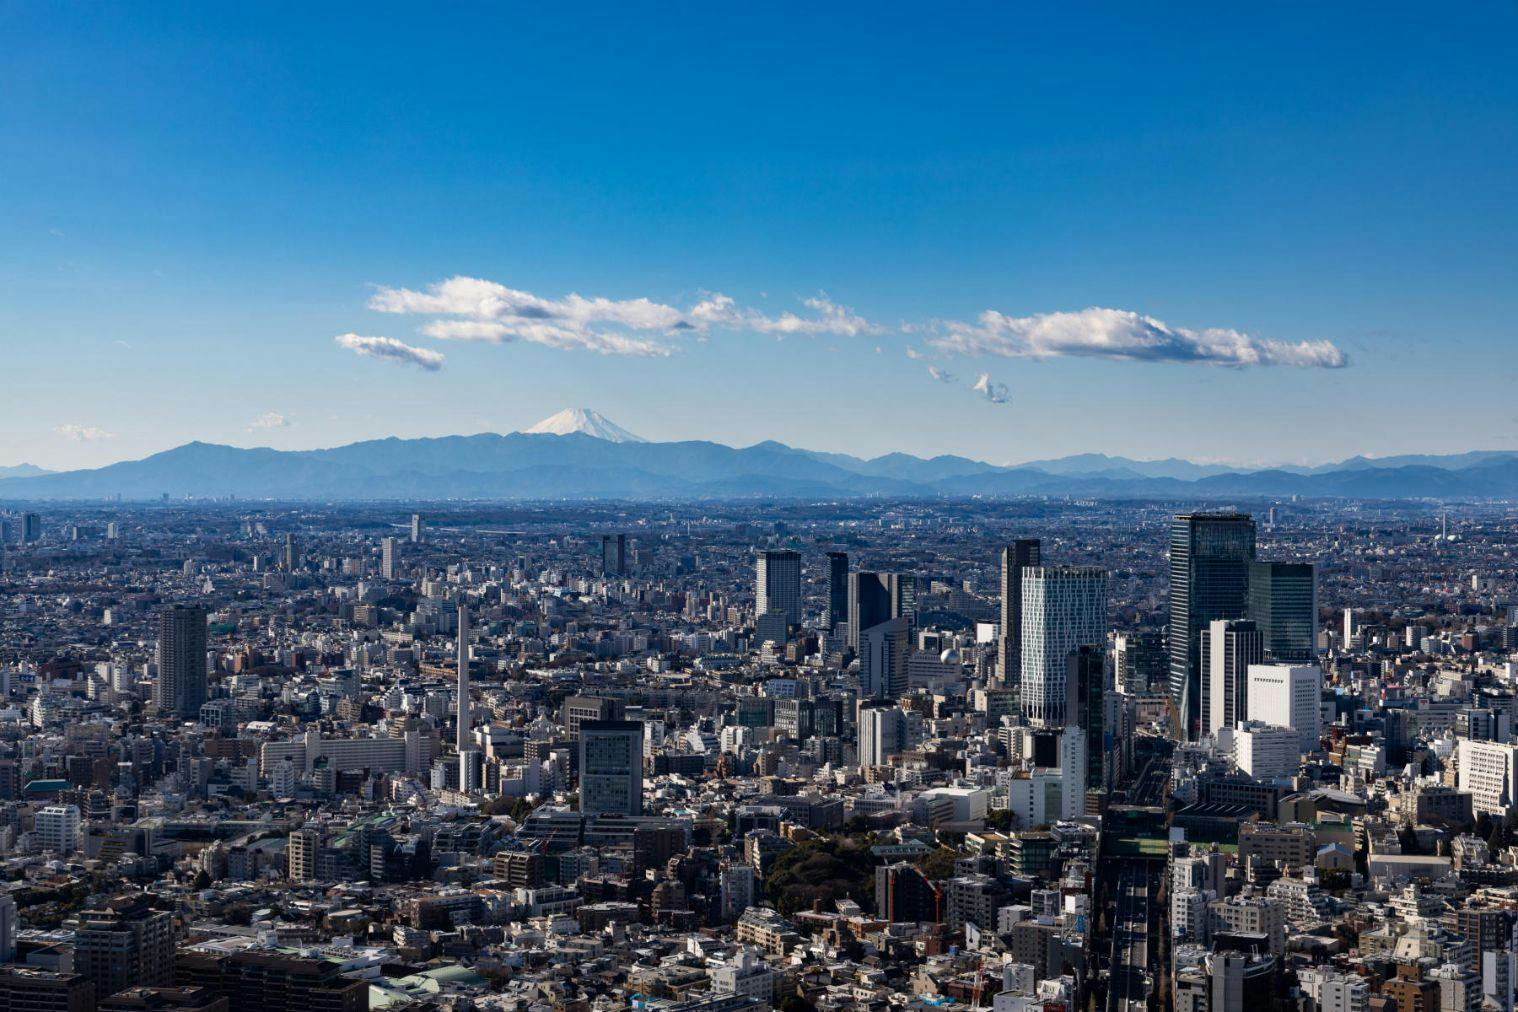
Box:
[3,410,1517,502]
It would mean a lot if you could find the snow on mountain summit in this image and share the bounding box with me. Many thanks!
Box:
[522,408,647,443]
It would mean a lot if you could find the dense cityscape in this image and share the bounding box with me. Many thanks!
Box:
[0,493,1515,1012]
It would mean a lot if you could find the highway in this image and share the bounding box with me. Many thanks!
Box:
[1107,861,1152,1012]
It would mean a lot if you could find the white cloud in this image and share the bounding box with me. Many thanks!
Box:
[927,365,956,384]
[56,424,114,442]
[247,411,290,431]
[334,333,444,371]
[971,373,1011,404]
[366,277,880,357]
[904,347,924,360]
[930,306,1346,369]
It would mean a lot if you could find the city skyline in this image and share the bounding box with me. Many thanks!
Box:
[5,5,1518,470]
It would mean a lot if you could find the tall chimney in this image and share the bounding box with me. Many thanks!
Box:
[457,604,470,753]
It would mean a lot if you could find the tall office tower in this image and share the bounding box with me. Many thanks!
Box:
[282,532,297,571]
[755,550,802,626]
[1246,664,1323,753]
[858,704,909,766]
[1021,567,1107,727]
[21,512,41,543]
[155,604,208,719]
[1169,513,1257,738]
[1247,561,1318,661]
[847,571,911,650]
[455,605,473,750]
[380,537,400,580]
[1201,619,1265,738]
[105,521,119,540]
[601,533,627,576]
[825,551,849,631]
[563,694,626,738]
[1064,645,1106,790]
[1342,608,1357,645]
[73,895,176,997]
[578,720,644,816]
[1113,631,1168,694]
[410,513,423,544]
[998,539,1042,689]
[860,616,911,700]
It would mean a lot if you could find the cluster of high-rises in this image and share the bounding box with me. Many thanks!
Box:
[0,496,1517,1012]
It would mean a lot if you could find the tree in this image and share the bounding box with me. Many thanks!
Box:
[765,837,875,916]
[918,846,960,881]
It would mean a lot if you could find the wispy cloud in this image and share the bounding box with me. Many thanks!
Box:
[56,424,114,442]
[971,373,1011,404]
[247,411,290,431]
[334,333,444,371]
[931,307,1346,369]
[367,276,879,357]
[927,365,956,384]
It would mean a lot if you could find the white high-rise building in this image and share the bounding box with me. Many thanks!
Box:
[410,513,423,543]
[860,616,911,700]
[1202,619,1263,739]
[1458,739,1518,817]
[1233,721,1301,782]
[36,804,80,854]
[859,705,908,766]
[1020,567,1107,726]
[1245,664,1322,753]
[755,550,802,627]
[381,537,400,580]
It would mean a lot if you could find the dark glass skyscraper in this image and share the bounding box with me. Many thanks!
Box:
[155,604,207,719]
[825,551,849,631]
[1247,560,1317,662]
[601,533,627,576]
[1169,513,1256,738]
[847,571,911,650]
[998,539,1042,690]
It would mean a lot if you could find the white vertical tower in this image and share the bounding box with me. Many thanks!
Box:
[457,604,471,753]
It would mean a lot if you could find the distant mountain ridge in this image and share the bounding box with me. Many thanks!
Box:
[0,463,52,480]
[3,413,1516,501]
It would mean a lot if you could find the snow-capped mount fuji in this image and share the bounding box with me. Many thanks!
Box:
[522,408,646,443]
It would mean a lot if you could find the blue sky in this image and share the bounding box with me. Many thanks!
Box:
[3,3,1516,470]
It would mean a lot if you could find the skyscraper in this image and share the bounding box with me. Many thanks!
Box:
[755,549,801,626]
[1201,618,1264,738]
[579,720,644,816]
[859,615,911,700]
[1064,644,1106,790]
[858,704,909,766]
[1020,567,1107,727]
[1169,513,1256,738]
[1246,663,1323,753]
[825,551,849,631]
[847,571,911,650]
[380,537,399,580]
[601,533,627,576]
[282,532,297,571]
[1247,561,1317,662]
[21,512,41,544]
[998,539,1042,690]
[410,513,423,544]
[155,604,207,719]
[456,605,471,753]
